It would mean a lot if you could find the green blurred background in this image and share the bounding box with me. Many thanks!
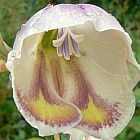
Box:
[0,0,140,140]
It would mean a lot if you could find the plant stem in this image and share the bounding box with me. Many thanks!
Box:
[54,134,60,140]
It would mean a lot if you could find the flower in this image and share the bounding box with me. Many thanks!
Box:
[6,4,140,140]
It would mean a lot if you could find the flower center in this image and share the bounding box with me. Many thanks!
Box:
[53,28,84,60]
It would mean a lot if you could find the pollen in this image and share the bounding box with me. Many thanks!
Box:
[53,28,84,60]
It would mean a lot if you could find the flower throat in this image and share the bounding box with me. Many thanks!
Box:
[41,28,83,60]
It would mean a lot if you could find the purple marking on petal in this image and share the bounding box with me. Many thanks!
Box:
[39,51,60,104]
[50,58,64,97]
[63,35,70,60]
[29,64,40,101]
[69,59,121,130]
[78,5,85,9]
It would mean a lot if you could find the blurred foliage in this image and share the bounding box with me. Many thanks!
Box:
[0,0,140,140]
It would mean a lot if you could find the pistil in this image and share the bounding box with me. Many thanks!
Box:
[54,134,60,140]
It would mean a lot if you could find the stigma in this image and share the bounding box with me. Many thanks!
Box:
[53,28,84,60]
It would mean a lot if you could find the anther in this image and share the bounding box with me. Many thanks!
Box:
[53,28,83,60]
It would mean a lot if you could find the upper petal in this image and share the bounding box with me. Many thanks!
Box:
[72,21,140,88]
[7,4,139,87]
[7,4,130,63]
[63,56,135,139]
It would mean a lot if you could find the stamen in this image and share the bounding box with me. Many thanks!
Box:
[71,36,81,57]
[54,134,60,140]
[57,45,63,56]
[63,35,70,60]
[56,29,63,56]
[53,28,83,60]
[57,29,63,39]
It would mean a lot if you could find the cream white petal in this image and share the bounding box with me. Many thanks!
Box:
[7,4,139,86]
[7,4,130,65]
[76,57,135,139]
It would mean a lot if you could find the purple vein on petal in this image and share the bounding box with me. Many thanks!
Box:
[50,58,64,97]
[68,59,121,130]
[29,62,40,101]
[39,50,60,104]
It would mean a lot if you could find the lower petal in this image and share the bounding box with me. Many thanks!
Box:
[11,34,82,136]
[63,57,135,139]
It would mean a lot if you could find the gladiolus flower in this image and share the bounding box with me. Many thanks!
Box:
[6,4,140,140]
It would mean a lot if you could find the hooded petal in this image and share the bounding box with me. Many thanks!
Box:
[72,21,140,89]
[9,4,129,56]
[7,4,139,86]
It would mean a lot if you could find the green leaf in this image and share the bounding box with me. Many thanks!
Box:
[0,34,11,60]
[129,116,140,127]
